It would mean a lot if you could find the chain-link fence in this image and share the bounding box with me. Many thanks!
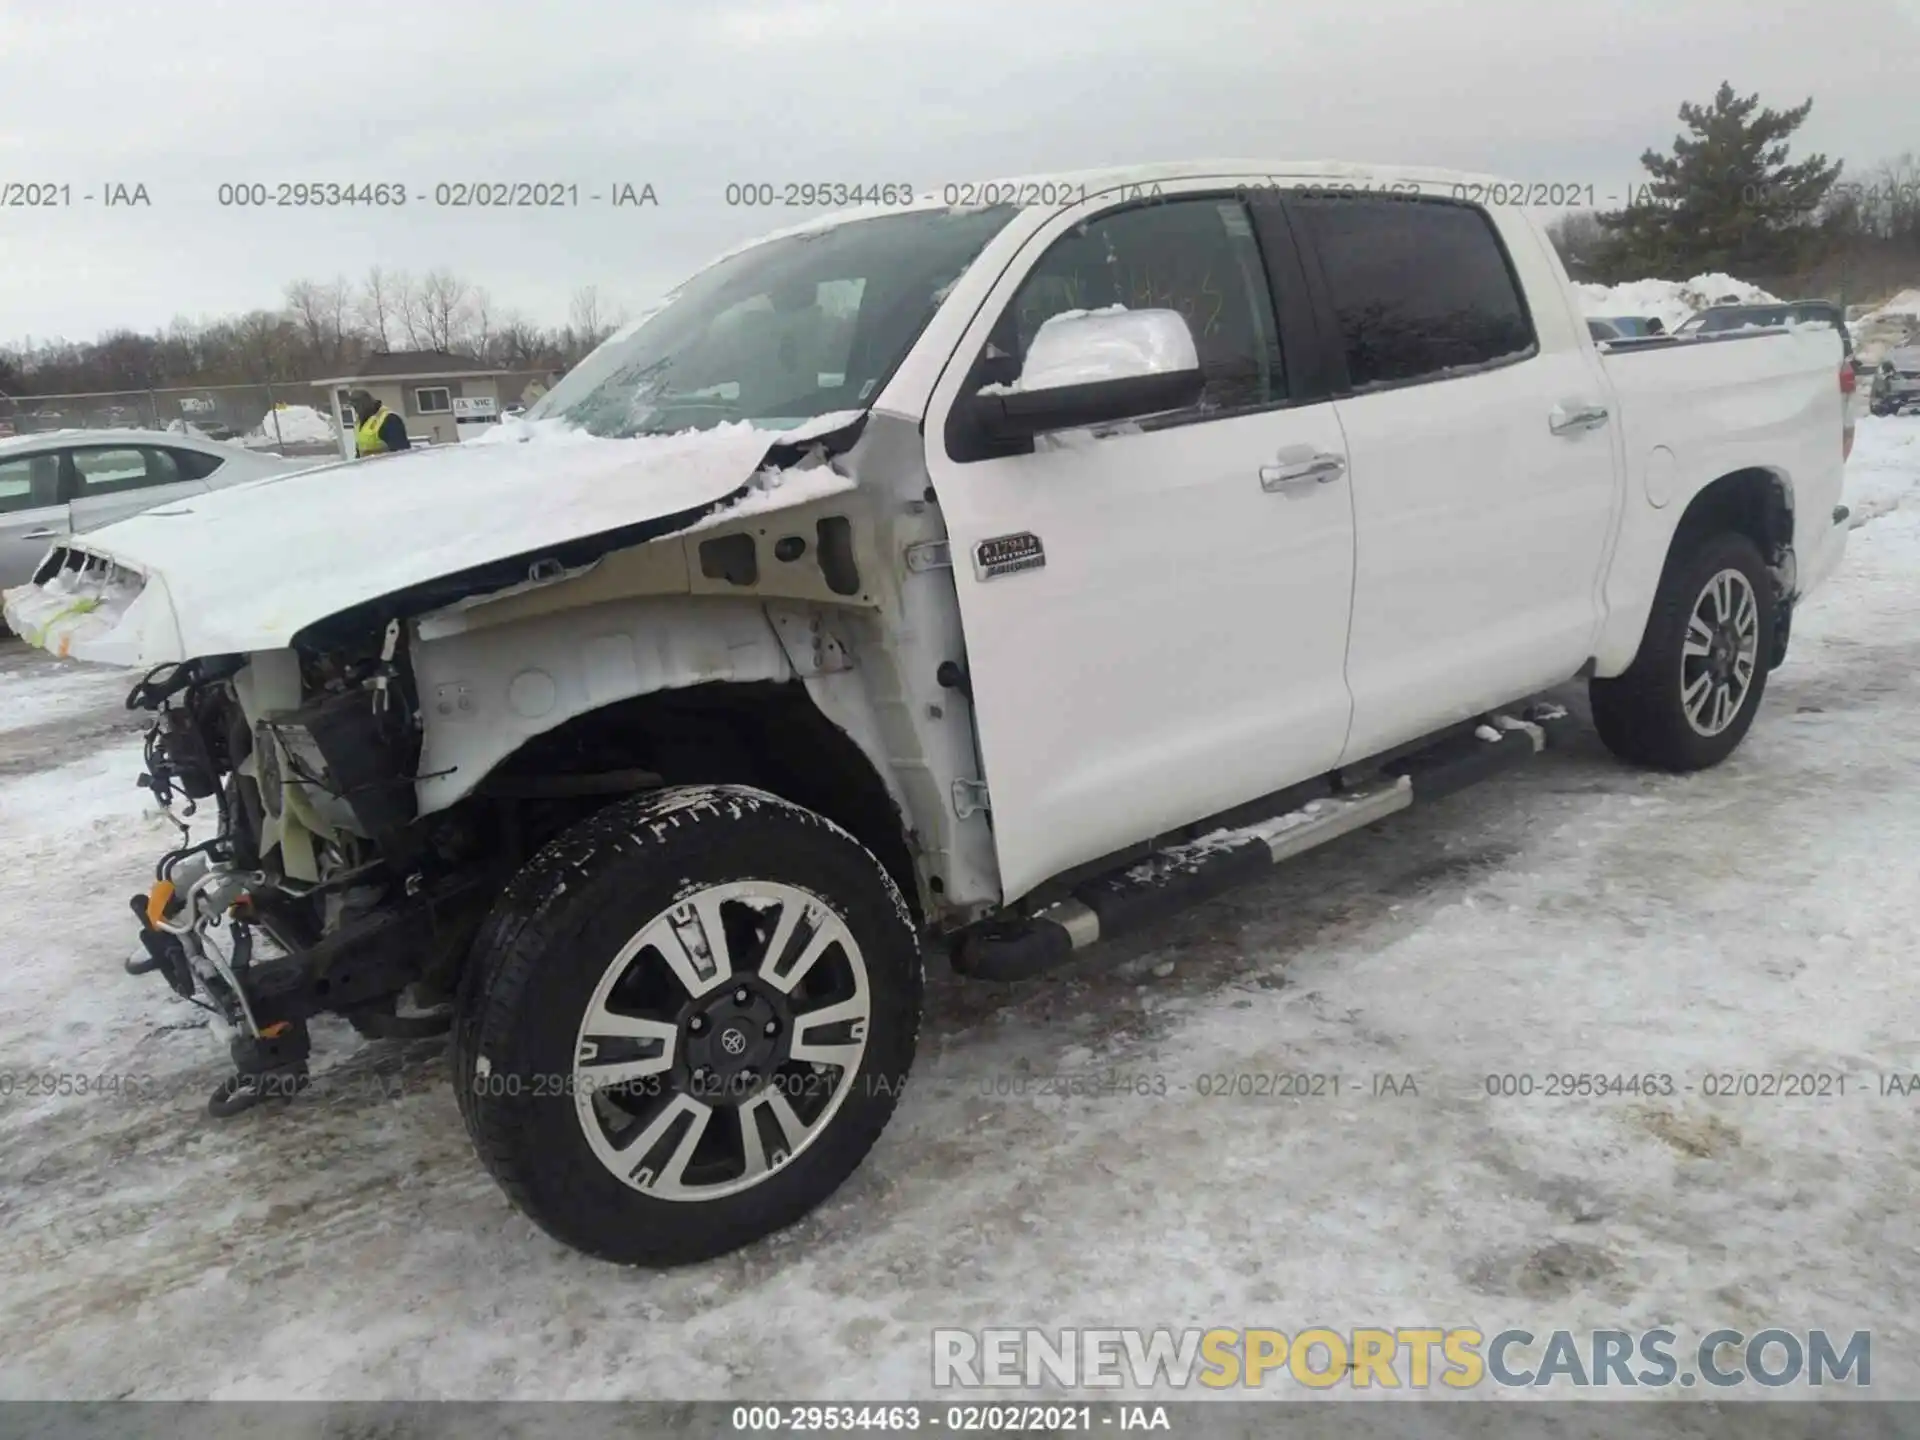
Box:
[0,372,559,458]
[0,384,346,459]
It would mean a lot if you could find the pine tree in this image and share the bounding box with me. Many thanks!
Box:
[1596,82,1842,282]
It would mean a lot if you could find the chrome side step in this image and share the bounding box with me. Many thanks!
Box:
[951,704,1568,981]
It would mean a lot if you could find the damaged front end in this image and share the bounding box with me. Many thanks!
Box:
[3,415,877,1114]
[126,628,500,1114]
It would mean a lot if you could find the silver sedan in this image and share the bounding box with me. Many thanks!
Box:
[0,429,330,598]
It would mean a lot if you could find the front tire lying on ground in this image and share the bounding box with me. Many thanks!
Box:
[1590,531,1777,772]
[453,785,922,1266]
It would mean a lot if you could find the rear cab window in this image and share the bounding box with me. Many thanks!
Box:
[1286,193,1538,391]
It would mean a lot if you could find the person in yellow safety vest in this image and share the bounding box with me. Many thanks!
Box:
[349,389,411,456]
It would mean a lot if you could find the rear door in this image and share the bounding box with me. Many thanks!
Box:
[1282,193,1622,762]
[65,444,215,533]
[924,185,1357,901]
[0,451,67,591]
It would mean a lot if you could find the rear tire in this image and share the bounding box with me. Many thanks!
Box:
[453,785,922,1266]
[1590,531,1775,771]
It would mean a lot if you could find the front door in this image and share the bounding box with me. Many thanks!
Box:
[0,451,67,593]
[924,188,1358,902]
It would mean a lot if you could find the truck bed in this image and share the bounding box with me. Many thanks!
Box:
[1592,321,1848,665]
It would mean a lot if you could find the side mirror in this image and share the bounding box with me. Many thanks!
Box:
[967,308,1204,443]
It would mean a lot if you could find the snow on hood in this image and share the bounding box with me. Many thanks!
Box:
[1575,272,1780,334]
[1,418,858,668]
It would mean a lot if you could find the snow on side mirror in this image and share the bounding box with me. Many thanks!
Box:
[968,307,1205,443]
[1016,306,1200,392]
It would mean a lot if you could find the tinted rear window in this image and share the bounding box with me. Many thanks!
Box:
[1701,307,1789,331]
[1291,196,1536,391]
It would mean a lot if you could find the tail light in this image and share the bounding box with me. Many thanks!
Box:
[1841,362,1855,461]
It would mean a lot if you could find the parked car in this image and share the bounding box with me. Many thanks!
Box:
[1591,315,1665,338]
[1870,345,1920,415]
[0,429,324,599]
[1674,300,1861,430]
[4,162,1852,1266]
[1675,299,1850,355]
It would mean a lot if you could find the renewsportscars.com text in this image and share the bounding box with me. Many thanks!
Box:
[932,1327,1871,1391]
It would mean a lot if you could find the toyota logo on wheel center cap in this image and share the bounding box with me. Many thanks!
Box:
[719,1027,748,1056]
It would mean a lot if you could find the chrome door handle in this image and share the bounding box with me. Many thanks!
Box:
[1549,404,1609,435]
[21,528,60,540]
[1260,453,1346,490]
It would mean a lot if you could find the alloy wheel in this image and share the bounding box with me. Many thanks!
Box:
[570,880,872,1201]
[1680,567,1761,738]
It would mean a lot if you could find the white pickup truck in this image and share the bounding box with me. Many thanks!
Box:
[3,161,1852,1267]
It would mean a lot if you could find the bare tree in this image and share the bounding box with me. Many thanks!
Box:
[488,311,553,368]
[409,269,476,352]
[466,285,494,357]
[231,311,298,383]
[389,270,430,350]
[356,266,402,351]
[285,278,353,373]
[569,284,618,350]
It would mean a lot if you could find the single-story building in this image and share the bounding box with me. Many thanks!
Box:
[311,350,515,447]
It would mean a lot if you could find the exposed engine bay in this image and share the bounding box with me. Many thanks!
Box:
[127,628,501,1114]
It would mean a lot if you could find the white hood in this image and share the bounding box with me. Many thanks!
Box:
[1,416,860,668]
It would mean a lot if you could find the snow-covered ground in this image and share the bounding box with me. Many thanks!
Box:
[2,420,1919,1407]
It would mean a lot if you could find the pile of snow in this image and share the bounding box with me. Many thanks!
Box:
[241,404,339,448]
[163,419,231,442]
[1861,288,1920,322]
[1850,291,1920,364]
[1574,272,1780,333]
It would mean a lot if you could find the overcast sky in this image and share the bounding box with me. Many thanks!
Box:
[1,0,1916,343]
